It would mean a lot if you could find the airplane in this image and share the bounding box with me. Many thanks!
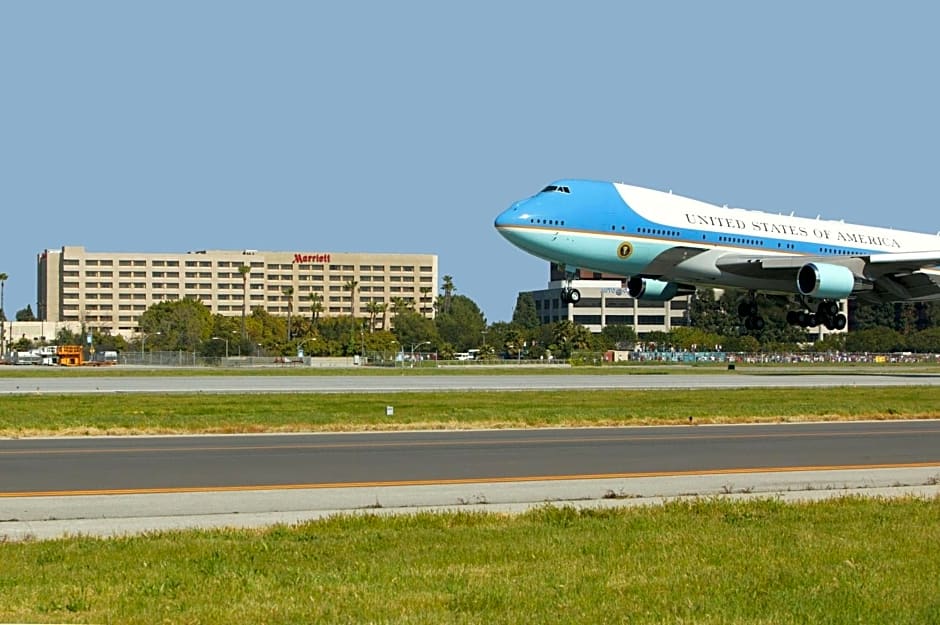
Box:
[494,180,940,332]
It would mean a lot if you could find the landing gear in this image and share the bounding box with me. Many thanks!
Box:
[559,265,581,305]
[815,300,847,331]
[786,300,846,330]
[738,297,765,332]
[560,287,581,305]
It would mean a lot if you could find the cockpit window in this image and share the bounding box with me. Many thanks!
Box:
[540,185,570,194]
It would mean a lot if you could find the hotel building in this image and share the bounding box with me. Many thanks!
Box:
[37,246,438,337]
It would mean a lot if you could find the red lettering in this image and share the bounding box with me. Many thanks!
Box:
[293,253,332,264]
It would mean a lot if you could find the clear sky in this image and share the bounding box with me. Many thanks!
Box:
[2,2,938,322]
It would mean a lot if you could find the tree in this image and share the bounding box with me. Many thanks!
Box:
[483,321,512,358]
[0,272,7,351]
[435,295,486,351]
[600,324,637,350]
[391,296,413,317]
[907,328,940,353]
[308,292,323,324]
[845,327,903,353]
[511,293,540,331]
[13,337,32,351]
[814,332,846,353]
[502,326,525,359]
[15,305,37,322]
[391,308,438,352]
[246,307,287,355]
[344,280,359,317]
[238,264,250,342]
[850,301,898,332]
[723,334,760,353]
[137,298,213,352]
[551,320,592,358]
[365,301,384,333]
[56,326,82,345]
[91,329,127,353]
[282,286,294,341]
[419,286,432,313]
[440,275,456,314]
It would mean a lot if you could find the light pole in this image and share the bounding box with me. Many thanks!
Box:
[411,341,430,362]
[210,336,229,358]
[140,330,161,364]
[297,337,317,357]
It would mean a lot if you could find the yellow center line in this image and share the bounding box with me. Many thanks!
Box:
[3,461,940,498]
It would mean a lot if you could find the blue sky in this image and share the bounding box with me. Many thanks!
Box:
[2,2,938,322]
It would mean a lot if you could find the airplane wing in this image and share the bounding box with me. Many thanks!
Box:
[715,251,940,302]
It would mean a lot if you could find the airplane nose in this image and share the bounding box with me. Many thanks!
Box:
[494,201,524,229]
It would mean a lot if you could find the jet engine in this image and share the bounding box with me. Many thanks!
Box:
[627,277,695,301]
[796,263,855,299]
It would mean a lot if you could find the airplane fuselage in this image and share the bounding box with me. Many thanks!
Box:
[495,180,940,293]
[494,180,940,307]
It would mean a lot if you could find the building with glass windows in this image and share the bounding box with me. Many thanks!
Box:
[37,246,438,337]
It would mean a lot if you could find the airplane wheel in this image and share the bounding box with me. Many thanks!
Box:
[569,289,581,304]
[786,310,800,325]
[560,289,570,304]
[752,316,765,331]
[818,301,840,317]
[832,314,847,331]
[806,313,818,327]
[738,301,758,318]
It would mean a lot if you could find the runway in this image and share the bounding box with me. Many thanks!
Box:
[1,371,939,394]
[2,421,940,539]
[3,421,940,495]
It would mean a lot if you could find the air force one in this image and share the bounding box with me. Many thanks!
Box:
[494,180,940,332]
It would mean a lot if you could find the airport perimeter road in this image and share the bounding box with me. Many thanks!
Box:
[1,372,939,394]
[3,421,940,496]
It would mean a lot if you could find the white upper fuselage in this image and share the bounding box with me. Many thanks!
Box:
[614,183,933,254]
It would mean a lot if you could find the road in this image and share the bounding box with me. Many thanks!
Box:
[1,371,939,394]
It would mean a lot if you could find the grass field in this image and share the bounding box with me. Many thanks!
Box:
[0,386,938,436]
[1,497,938,624]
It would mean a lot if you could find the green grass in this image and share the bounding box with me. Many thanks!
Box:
[0,386,937,436]
[1,498,938,623]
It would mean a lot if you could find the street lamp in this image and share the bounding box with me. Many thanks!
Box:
[140,330,161,362]
[297,337,317,358]
[411,341,430,362]
[210,336,229,358]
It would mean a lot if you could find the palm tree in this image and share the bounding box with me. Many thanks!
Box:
[282,286,294,342]
[308,292,323,325]
[441,275,455,314]
[344,280,359,348]
[344,279,359,317]
[0,272,7,354]
[419,286,432,316]
[365,301,384,333]
[238,265,250,342]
